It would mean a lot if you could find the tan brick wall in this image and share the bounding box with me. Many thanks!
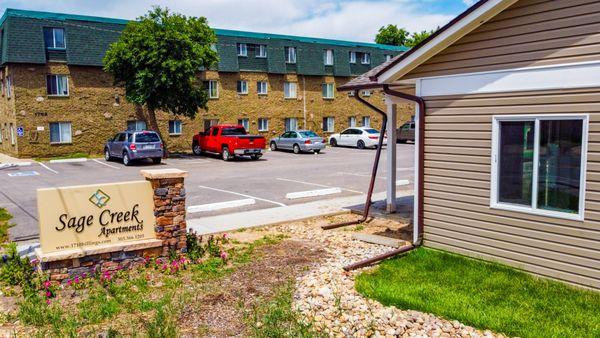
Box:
[0,64,414,158]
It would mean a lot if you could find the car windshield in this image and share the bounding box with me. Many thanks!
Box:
[299,131,318,138]
[135,132,160,143]
[221,127,247,136]
[364,128,379,134]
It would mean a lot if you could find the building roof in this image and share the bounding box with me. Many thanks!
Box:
[0,8,407,52]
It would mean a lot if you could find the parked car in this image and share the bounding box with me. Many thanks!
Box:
[397,121,415,143]
[104,130,164,166]
[270,130,326,154]
[192,125,266,161]
[328,127,386,149]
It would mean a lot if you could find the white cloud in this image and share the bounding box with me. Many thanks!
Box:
[462,0,476,6]
[0,0,455,43]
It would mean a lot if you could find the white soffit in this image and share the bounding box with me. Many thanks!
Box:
[377,0,518,84]
[419,61,600,96]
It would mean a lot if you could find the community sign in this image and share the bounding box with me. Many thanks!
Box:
[37,181,156,254]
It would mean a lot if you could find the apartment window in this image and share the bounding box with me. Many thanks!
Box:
[49,122,71,144]
[257,81,268,95]
[256,44,267,58]
[322,83,335,99]
[322,117,335,132]
[385,54,393,62]
[237,118,249,131]
[43,27,65,49]
[127,120,147,131]
[348,116,356,127]
[204,119,219,131]
[0,125,2,143]
[46,75,69,96]
[236,80,248,94]
[324,49,334,65]
[285,47,296,63]
[491,115,587,220]
[361,53,371,64]
[9,123,15,145]
[169,120,182,135]
[284,82,297,99]
[210,43,217,52]
[5,76,11,98]
[237,43,247,56]
[361,90,372,97]
[207,80,218,98]
[362,116,371,127]
[258,118,269,132]
[348,91,355,97]
[285,118,298,131]
[349,52,356,64]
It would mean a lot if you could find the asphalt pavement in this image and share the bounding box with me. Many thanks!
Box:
[0,144,414,242]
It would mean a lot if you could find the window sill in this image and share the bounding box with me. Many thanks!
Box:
[46,47,66,51]
[285,62,297,64]
[209,97,219,100]
[490,202,583,221]
[47,95,69,98]
[50,142,72,145]
[323,97,335,100]
[258,130,268,132]
[258,93,268,96]
[237,55,248,57]
[237,93,248,96]
[255,56,267,59]
[284,97,297,100]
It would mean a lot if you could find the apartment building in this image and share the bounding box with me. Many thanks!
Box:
[0,9,413,158]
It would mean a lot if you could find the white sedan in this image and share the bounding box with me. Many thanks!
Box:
[328,127,386,149]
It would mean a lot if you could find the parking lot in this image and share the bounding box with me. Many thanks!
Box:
[0,144,414,241]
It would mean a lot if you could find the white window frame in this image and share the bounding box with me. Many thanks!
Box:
[257,81,268,95]
[385,54,393,62]
[0,126,3,143]
[256,44,267,58]
[490,114,589,221]
[237,80,248,95]
[237,43,247,56]
[362,116,371,127]
[349,52,356,64]
[284,82,297,99]
[324,49,334,66]
[361,90,372,97]
[127,120,147,131]
[45,27,66,49]
[5,76,11,98]
[348,116,356,127]
[322,83,335,99]
[237,118,249,131]
[9,123,15,145]
[285,118,298,131]
[49,122,72,144]
[169,120,182,135]
[258,118,269,132]
[323,117,335,132]
[361,53,371,65]
[285,47,296,64]
[46,75,69,96]
[208,80,219,98]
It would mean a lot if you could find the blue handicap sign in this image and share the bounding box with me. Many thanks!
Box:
[8,171,39,177]
[16,127,24,137]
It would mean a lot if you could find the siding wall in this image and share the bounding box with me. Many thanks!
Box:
[422,88,600,289]
[406,0,600,79]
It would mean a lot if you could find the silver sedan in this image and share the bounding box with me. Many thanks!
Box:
[269,130,326,154]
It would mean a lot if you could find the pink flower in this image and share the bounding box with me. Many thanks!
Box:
[46,299,51,305]
[67,279,72,286]
[30,259,39,265]
[220,251,228,261]
[74,276,80,284]
[43,281,51,289]
[223,233,228,239]
[82,272,87,278]
[45,291,51,297]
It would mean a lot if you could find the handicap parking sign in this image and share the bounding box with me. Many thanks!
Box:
[16,127,24,137]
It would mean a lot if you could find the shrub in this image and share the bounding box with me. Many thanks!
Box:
[0,243,35,288]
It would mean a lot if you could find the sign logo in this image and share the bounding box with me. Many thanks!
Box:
[89,189,110,208]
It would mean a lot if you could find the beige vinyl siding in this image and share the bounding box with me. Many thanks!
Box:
[405,0,600,79]
[422,88,600,289]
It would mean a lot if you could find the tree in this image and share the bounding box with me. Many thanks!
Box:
[375,24,410,47]
[104,7,218,156]
[406,30,434,48]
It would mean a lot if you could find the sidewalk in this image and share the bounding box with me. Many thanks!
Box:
[0,153,33,168]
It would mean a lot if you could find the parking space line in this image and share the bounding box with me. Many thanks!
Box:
[197,185,286,207]
[286,187,342,200]
[92,159,120,169]
[49,158,88,164]
[337,171,385,180]
[187,198,256,213]
[396,179,410,186]
[38,162,58,174]
[276,177,363,194]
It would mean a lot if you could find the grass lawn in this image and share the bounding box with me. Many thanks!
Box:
[0,208,12,243]
[355,247,600,338]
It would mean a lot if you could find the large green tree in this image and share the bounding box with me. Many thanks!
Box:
[104,7,218,155]
[375,24,435,48]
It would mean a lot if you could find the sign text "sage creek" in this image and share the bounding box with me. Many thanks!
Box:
[55,204,143,235]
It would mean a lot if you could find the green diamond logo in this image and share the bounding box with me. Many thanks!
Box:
[89,189,110,208]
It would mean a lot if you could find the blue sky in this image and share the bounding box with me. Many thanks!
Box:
[0,0,474,43]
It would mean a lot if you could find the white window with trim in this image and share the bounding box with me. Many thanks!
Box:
[237,118,249,131]
[323,117,335,132]
[385,54,393,62]
[322,83,335,99]
[362,116,371,127]
[361,90,372,97]
[236,80,248,94]
[257,81,268,95]
[127,120,147,131]
[207,80,218,98]
[285,47,296,63]
[46,75,69,96]
[9,123,15,145]
[169,120,182,135]
[237,43,247,56]
[491,114,588,220]
[49,122,71,144]
[285,118,298,131]
[361,53,371,64]
[284,82,297,99]
[256,44,267,58]
[348,116,356,127]
[5,76,11,98]
[0,125,2,143]
[324,49,334,65]
[43,27,65,49]
[349,51,356,64]
[258,118,269,132]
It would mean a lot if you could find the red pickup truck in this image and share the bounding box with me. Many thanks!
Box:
[192,125,266,161]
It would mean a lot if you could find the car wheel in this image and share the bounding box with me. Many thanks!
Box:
[222,147,231,161]
[397,139,407,144]
[270,142,277,151]
[152,157,162,164]
[293,144,301,154]
[314,149,321,154]
[104,149,112,161]
[192,142,202,156]
[330,138,337,147]
[123,152,131,166]
[250,154,261,160]
[357,140,366,149]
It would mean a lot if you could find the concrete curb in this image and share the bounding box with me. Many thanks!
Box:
[48,158,88,164]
